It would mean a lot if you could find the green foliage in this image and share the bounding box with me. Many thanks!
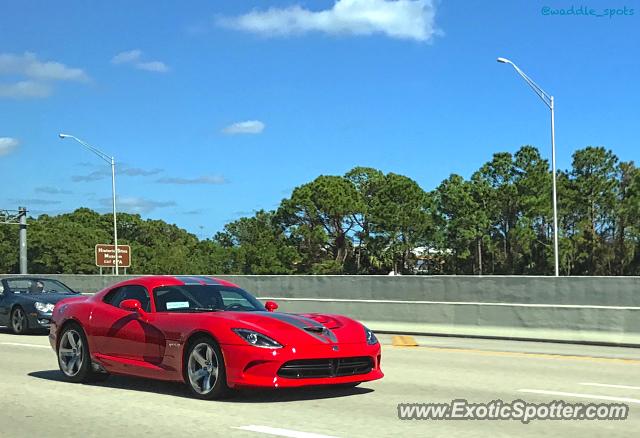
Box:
[215,210,299,274]
[368,173,434,274]
[436,174,490,274]
[0,224,19,272]
[2,208,236,274]
[277,175,363,272]
[2,145,638,276]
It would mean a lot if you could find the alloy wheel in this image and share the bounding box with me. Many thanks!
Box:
[59,329,84,377]
[11,308,25,333]
[187,342,219,395]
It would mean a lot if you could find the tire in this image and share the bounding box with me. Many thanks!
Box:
[184,336,232,400]
[57,322,104,383]
[10,306,29,335]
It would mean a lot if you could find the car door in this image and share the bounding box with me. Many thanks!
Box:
[89,285,164,365]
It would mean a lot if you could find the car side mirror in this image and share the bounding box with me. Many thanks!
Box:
[265,301,279,312]
[120,299,146,317]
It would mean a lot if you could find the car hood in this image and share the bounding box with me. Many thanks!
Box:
[15,293,80,305]
[215,311,368,345]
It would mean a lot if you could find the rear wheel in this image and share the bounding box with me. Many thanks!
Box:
[185,337,231,400]
[10,306,28,335]
[57,323,108,383]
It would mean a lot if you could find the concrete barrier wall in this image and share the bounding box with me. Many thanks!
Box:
[4,274,640,346]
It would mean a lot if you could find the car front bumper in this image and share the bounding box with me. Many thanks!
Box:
[48,321,58,351]
[221,341,383,389]
[26,312,52,330]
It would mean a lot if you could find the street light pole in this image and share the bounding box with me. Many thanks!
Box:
[59,134,120,275]
[110,156,119,275]
[550,96,559,277]
[497,57,560,277]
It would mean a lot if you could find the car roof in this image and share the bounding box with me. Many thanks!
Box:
[110,275,240,290]
[1,276,65,282]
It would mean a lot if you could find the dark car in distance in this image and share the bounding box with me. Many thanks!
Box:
[0,277,80,334]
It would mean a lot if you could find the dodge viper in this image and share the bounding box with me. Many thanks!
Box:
[49,275,383,399]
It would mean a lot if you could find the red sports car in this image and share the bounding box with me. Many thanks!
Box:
[49,275,383,399]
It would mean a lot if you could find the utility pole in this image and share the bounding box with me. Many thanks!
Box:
[0,207,28,274]
[19,207,27,274]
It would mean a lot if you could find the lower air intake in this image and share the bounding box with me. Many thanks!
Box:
[277,356,373,379]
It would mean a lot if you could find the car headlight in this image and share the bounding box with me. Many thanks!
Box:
[232,328,282,349]
[364,326,378,345]
[35,302,55,313]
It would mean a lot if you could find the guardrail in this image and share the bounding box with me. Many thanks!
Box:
[3,274,640,346]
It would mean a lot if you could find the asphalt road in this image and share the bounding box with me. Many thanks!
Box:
[1,329,639,438]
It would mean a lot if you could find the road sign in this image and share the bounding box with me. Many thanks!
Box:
[95,244,131,268]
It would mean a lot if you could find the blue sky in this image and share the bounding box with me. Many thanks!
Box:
[1,0,638,238]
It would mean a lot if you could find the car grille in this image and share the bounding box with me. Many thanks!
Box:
[277,356,373,379]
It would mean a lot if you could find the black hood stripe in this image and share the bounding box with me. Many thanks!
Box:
[258,312,338,344]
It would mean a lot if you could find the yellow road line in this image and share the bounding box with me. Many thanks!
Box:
[391,335,418,347]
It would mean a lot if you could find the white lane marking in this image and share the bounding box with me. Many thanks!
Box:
[257,297,640,310]
[580,382,640,390]
[0,342,50,349]
[233,425,339,438]
[518,389,640,404]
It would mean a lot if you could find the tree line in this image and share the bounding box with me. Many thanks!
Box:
[1,145,639,276]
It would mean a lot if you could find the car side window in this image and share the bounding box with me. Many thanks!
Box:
[5,279,31,294]
[103,285,151,312]
[103,287,122,306]
[153,286,223,312]
[154,286,192,312]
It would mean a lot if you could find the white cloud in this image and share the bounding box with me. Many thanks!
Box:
[0,80,52,98]
[101,196,176,214]
[0,52,88,99]
[0,52,88,81]
[0,137,20,156]
[222,120,265,135]
[219,0,438,42]
[156,175,227,185]
[25,60,88,82]
[111,50,142,64]
[111,50,169,73]
[135,61,170,73]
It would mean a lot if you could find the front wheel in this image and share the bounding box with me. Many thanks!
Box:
[57,323,101,383]
[185,337,231,400]
[10,306,28,335]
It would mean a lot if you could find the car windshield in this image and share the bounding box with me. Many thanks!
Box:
[6,279,75,294]
[153,285,265,313]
